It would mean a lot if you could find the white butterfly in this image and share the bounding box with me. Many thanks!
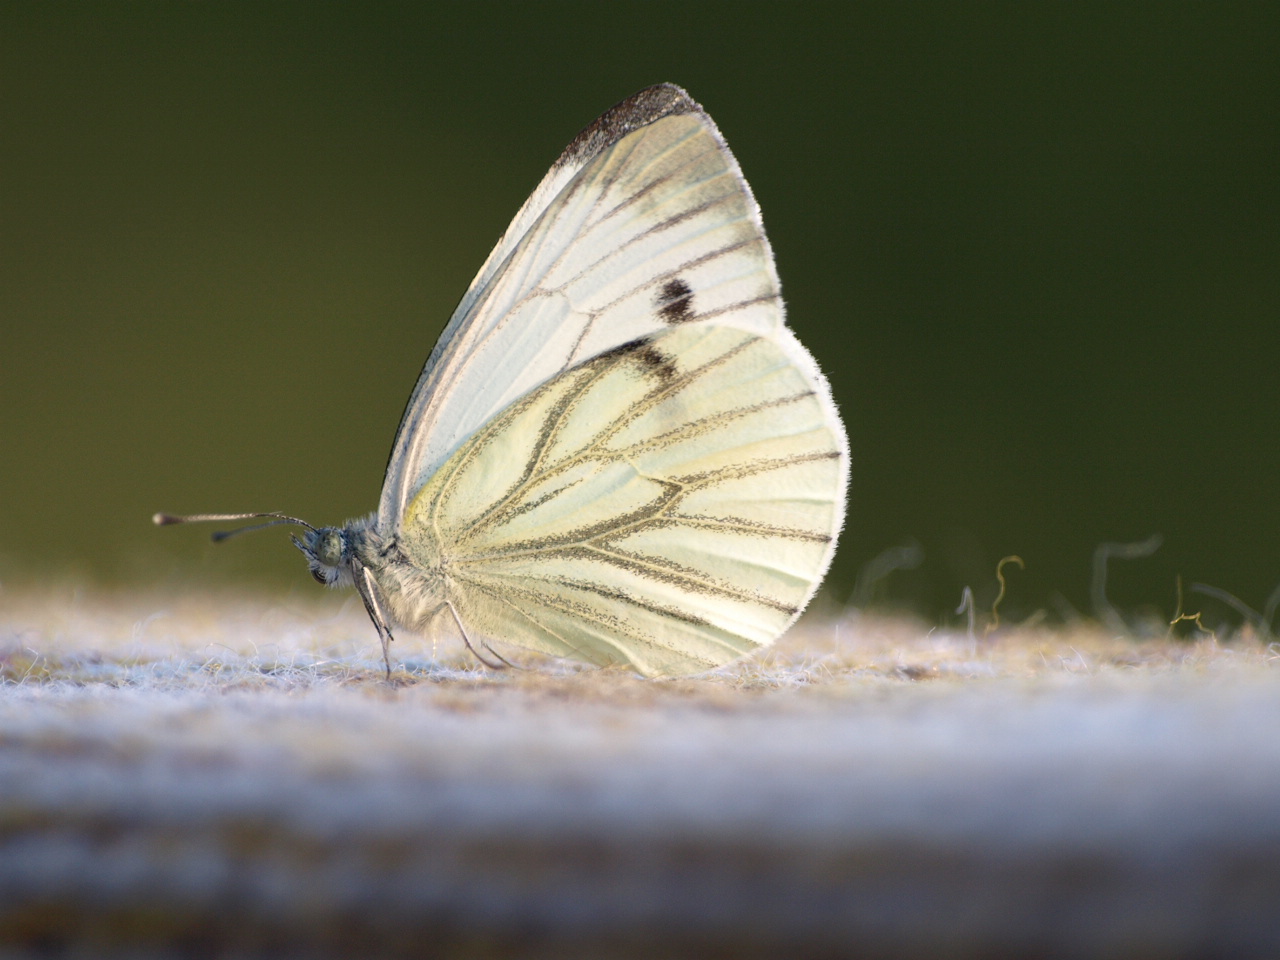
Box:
[157,84,848,677]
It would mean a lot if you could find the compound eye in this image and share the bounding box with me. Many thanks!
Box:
[318,530,346,567]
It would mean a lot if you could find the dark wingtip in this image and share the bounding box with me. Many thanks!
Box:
[556,83,701,169]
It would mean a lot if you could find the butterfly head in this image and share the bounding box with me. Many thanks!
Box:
[292,525,355,587]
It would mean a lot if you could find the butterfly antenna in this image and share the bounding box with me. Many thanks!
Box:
[153,511,317,542]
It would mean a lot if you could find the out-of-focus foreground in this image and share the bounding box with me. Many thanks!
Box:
[2,587,1279,958]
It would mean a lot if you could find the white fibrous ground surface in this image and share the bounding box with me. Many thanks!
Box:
[2,586,1279,958]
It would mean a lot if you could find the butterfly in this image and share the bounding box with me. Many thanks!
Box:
[157,83,848,678]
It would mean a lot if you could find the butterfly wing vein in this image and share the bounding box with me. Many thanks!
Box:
[370,85,847,677]
[401,324,843,676]
[379,97,787,531]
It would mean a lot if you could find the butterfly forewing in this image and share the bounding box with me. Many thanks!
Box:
[399,324,843,677]
[379,86,784,529]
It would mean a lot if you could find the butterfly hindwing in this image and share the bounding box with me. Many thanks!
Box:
[399,324,844,677]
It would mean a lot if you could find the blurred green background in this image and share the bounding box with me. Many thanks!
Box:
[3,2,1277,627]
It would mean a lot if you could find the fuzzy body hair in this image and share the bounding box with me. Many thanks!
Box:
[345,515,448,633]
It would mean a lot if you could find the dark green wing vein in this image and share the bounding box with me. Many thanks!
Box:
[455,453,837,564]
[562,188,744,292]
[403,323,844,676]
[668,449,843,489]
[432,329,757,539]
[597,130,719,224]
[583,238,762,320]
[461,386,822,545]
[443,359,616,533]
[541,545,801,615]
[463,573,745,669]
[462,576,694,667]
[506,123,720,313]
[609,391,819,460]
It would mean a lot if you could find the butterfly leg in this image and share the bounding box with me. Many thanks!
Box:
[445,600,516,671]
[352,558,396,679]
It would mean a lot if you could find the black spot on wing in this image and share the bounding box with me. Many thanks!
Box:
[635,343,678,381]
[556,84,700,169]
[655,277,696,324]
[597,337,678,381]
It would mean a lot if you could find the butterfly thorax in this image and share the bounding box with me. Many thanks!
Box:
[348,516,450,632]
[296,514,447,631]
